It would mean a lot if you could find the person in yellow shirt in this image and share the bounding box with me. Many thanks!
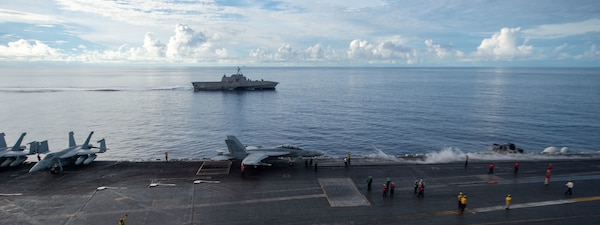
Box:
[118,214,127,225]
[505,194,512,209]
[457,192,463,208]
[460,195,467,212]
[347,152,351,165]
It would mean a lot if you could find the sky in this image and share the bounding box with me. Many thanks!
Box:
[0,0,599,67]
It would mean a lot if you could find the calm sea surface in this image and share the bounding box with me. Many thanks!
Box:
[1,66,599,162]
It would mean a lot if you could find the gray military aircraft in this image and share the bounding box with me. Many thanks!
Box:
[213,135,323,166]
[0,132,47,167]
[29,131,107,173]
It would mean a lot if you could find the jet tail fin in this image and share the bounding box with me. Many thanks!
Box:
[69,131,76,147]
[38,141,49,154]
[225,135,248,159]
[0,133,6,148]
[28,140,49,154]
[28,141,38,154]
[81,131,94,149]
[11,133,27,151]
[97,139,107,153]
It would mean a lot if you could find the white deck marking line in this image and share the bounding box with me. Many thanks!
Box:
[193,194,326,208]
[369,196,600,223]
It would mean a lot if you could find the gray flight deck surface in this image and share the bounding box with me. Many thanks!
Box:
[1,158,600,225]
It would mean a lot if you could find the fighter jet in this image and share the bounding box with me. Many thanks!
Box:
[0,132,47,167]
[213,135,323,166]
[29,131,107,173]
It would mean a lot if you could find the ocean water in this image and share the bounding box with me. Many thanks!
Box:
[1,66,599,163]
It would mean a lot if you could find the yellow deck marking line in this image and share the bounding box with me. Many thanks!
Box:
[473,196,600,213]
[571,196,600,202]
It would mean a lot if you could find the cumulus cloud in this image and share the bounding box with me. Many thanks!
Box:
[166,24,207,58]
[473,27,533,60]
[143,33,165,58]
[578,44,600,60]
[0,39,64,61]
[248,43,337,63]
[75,24,227,63]
[274,44,294,60]
[305,43,325,61]
[425,39,448,58]
[249,39,417,64]
[347,39,416,63]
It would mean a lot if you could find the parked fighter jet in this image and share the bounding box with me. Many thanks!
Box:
[0,132,46,167]
[29,131,107,173]
[213,135,323,166]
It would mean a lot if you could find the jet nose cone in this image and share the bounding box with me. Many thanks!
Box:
[29,161,47,173]
[29,165,41,173]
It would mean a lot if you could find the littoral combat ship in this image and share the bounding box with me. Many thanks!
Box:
[192,67,278,91]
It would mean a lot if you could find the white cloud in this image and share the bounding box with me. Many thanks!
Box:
[248,43,336,63]
[0,8,64,24]
[347,39,416,63]
[472,27,533,60]
[274,44,294,61]
[0,39,64,61]
[53,0,228,27]
[348,39,372,59]
[305,43,325,61]
[523,19,600,39]
[425,39,453,58]
[79,24,227,63]
[166,24,208,58]
[578,44,600,60]
[143,33,164,58]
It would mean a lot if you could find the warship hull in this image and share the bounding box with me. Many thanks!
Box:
[192,81,278,91]
[192,67,278,91]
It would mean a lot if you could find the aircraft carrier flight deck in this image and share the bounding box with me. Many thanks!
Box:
[1,158,600,225]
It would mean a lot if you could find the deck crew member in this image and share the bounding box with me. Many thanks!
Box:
[460,195,467,212]
[565,180,574,195]
[457,192,464,208]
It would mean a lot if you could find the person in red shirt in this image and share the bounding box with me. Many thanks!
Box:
[382,184,387,197]
[417,183,425,198]
[240,164,246,179]
[488,163,495,174]
[544,171,551,186]
[514,162,520,174]
[547,164,553,172]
